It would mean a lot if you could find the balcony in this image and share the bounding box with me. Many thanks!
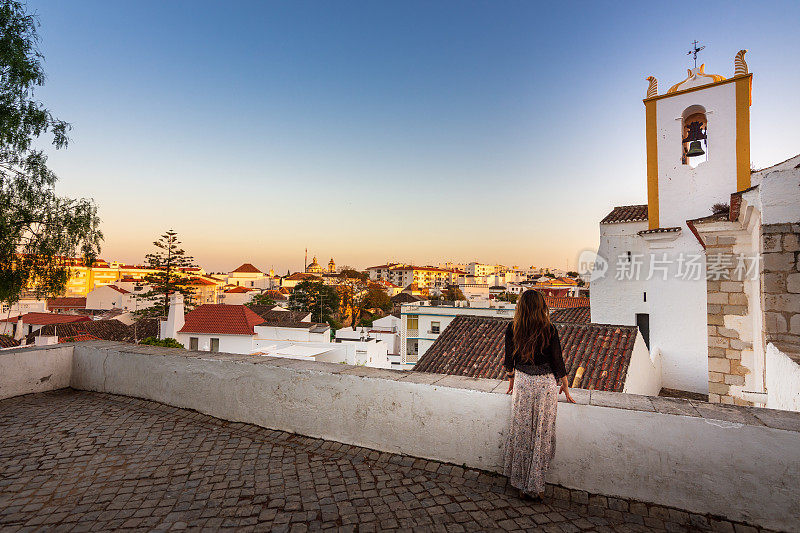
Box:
[1,342,798,531]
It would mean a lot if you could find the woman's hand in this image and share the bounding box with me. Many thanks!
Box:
[506,374,514,394]
[560,377,576,403]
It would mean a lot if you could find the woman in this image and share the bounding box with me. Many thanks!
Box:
[503,289,575,502]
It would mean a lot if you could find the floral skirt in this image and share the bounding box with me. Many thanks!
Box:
[503,370,558,494]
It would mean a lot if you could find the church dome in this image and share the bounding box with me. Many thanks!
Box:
[306,256,323,273]
[667,64,725,94]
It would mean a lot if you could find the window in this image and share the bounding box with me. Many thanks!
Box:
[210,338,220,352]
[189,337,199,351]
[643,292,647,302]
[406,315,418,331]
[431,321,440,334]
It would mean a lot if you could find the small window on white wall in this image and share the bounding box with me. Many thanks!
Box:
[210,338,220,352]
[189,337,198,350]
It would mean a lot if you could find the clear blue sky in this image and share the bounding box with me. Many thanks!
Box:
[32,0,800,272]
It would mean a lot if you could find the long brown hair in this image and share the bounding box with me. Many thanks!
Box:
[512,290,553,362]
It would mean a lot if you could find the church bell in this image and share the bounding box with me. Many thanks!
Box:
[686,140,705,157]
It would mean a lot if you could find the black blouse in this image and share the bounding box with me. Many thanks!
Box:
[504,323,567,380]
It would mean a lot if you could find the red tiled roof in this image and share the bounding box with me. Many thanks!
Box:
[0,335,20,348]
[544,296,590,309]
[59,334,101,343]
[225,286,253,293]
[1,313,92,325]
[179,304,265,335]
[285,273,321,281]
[189,277,217,286]
[25,318,159,344]
[231,263,262,274]
[413,316,637,392]
[600,204,649,224]
[47,297,87,310]
[550,306,591,324]
[106,285,130,294]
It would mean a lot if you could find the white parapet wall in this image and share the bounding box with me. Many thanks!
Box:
[2,342,800,531]
[0,344,73,400]
[766,342,800,412]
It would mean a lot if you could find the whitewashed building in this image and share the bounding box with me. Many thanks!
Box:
[400,300,516,366]
[590,51,800,408]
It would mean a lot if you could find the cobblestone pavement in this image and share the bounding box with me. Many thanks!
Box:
[0,390,761,532]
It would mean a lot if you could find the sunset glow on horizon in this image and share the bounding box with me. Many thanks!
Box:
[33,0,800,273]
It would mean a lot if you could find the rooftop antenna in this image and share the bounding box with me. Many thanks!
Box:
[687,40,705,68]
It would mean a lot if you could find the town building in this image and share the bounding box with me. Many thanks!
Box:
[46,297,87,314]
[399,300,516,366]
[366,264,462,290]
[0,312,91,339]
[335,314,401,366]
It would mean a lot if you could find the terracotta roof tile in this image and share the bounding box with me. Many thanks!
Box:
[225,286,253,293]
[285,273,321,281]
[413,316,637,392]
[231,263,262,274]
[600,204,648,224]
[24,318,158,344]
[179,304,265,335]
[544,296,590,309]
[0,335,20,348]
[47,297,87,310]
[1,313,91,325]
[550,306,591,324]
[106,285,130,294]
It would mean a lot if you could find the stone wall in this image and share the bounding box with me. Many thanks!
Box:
[704,236,753,405]
[762,222,800,352]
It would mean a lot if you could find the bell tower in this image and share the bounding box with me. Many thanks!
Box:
[644,47,752,229]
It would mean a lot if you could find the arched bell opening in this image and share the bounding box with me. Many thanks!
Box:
[681,105,708,168]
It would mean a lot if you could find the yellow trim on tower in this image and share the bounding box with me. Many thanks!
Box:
[734,74,752,191]
[645,99,659,229]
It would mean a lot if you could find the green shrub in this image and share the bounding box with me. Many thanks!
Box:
[139,337,184,348]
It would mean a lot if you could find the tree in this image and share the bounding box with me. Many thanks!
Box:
[0,0,102,304]
[289,280,340,323]
[361,283,392,312]
[496,291,518,303]
[137,230,197,316]
[442,287,466,301]
[246,292,276,309]
[339,265,368,282]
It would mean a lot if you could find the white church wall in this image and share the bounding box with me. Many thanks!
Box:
[622,331,661,396]
[645,232,709,393]
[590,221,649,326]
[766,343,800,412]
[655,82,740,229]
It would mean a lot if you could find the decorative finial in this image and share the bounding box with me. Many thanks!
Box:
[645,76,658,98]
[687,40,705,68]
[734,49,748,76]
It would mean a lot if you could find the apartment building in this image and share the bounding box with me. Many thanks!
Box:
[366,264,462,290]
[399,300,516,366]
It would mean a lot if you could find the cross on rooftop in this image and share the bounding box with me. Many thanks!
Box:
[687,40,706,68]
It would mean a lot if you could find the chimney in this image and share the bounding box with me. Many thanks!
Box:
[14,315,25,341]
[164,293,185,339]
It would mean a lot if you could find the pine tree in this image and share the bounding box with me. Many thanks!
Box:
[137,230,197,316]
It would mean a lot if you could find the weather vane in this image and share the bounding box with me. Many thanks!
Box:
[687,40,705,68]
